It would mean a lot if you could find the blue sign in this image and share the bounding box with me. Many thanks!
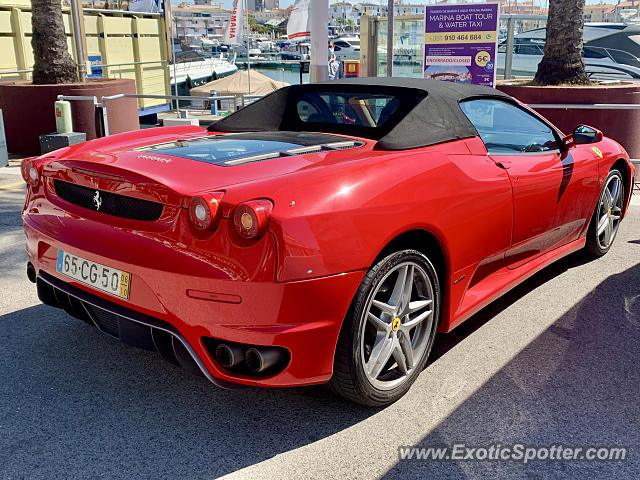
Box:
[88,54,103,78]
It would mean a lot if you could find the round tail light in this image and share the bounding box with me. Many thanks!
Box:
[188,192,225,230]
[20,158,40,188]
[233,200,273,239]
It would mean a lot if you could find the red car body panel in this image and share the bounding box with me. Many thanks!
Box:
[22,109,635,388]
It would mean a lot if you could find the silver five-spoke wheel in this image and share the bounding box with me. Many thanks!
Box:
[586,169,625,257]
[360,261,435,390]
[595,173,623,250]
[330,249,440,406]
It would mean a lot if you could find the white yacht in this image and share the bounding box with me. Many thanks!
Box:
[333,37,360,60]
[169,50,238,92]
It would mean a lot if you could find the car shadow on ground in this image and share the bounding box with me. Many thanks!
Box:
[429,251,594,364]
[0,302,373,479]
[383,260,640,478]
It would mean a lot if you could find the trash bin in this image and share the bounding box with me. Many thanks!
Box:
[344,60,360,78]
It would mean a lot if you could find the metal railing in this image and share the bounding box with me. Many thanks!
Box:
[1,60,168,79]
[0,69,31,76]
[529,103,640,110]
[241,94,265,107]
[92,60,168,69]
[100,93,237,136]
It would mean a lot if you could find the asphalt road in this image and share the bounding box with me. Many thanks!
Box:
[1,168,639,479]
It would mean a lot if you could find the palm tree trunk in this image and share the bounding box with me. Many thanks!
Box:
[31,0,78,84]
[534,0,589,85]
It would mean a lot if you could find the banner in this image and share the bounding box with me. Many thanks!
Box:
[423,3,499,87]
[287,0,311,41]
[223,0,244,45]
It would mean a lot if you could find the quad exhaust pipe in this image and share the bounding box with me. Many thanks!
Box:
[31,266,290,378]
[214,342,287,373]
[245,346,285,373]
[215,343,245,369]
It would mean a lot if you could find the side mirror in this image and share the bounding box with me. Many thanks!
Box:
[573,125,603,145]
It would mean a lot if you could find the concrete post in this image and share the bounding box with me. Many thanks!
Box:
[504,17,515,80]
[310,0,328,83]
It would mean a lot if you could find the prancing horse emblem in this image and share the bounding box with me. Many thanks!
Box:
[93,191,102,211]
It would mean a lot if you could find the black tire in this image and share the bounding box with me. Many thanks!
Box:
[328,249,441,406]
[585,169,624,257]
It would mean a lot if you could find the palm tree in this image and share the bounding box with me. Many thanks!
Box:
[347,18,355,35]
[533,0,589,85]
[31,0,78,84]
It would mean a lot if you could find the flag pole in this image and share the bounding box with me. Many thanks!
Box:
[165,0,180,114]
[245,0,251,96]
[387,0,393,77]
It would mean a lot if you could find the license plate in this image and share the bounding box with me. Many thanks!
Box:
[56,250,130,300]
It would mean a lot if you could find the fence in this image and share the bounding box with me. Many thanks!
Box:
[0,3,171,111]
[58,92,264,137]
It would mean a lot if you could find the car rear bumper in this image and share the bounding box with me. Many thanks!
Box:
[24,216,365,388]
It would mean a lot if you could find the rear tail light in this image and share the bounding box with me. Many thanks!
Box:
[188,192,224,230]
[20,158,40,188]
[233,199,273,239]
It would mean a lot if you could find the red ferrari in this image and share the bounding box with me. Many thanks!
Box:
[21,78,634,405]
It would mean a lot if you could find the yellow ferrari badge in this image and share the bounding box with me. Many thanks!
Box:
[392,317,401,331]
[591,147,603,158]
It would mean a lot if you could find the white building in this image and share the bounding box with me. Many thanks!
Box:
[253,8,289,24]
[173,4,231,39]
[193,0,225,6]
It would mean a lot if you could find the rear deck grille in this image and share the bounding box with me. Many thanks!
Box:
[54,179,163,221]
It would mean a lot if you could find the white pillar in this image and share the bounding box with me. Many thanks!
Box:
[387,0,393,77]
[310,0,329,82]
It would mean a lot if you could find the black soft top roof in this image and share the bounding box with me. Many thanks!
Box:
[209,77,512,150]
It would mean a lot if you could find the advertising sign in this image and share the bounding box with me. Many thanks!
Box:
[87,54,103,79]
[423,3,499,87]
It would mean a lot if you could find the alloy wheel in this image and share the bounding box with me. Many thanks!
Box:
[360,261,435,390]
[596,174,623,250]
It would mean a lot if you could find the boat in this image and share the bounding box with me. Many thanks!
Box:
[170,50,238,95]
[333,36,360,61]
[280,43,309,60]
[497,24,640,80]
[283,0,311,60]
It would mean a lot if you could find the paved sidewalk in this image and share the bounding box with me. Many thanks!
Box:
[0,167,639,479]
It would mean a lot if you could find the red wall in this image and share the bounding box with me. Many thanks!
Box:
[0,79,140,155]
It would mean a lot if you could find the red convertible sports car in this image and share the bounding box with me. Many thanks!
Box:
[22,78,634,405]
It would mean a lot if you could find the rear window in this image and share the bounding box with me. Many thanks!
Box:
[133,131,361,166]
[296,92,400,128]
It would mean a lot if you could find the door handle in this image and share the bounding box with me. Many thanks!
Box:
[495,160,512,169]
